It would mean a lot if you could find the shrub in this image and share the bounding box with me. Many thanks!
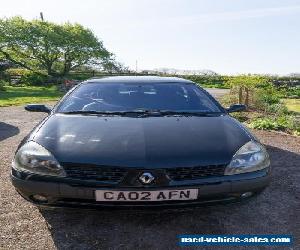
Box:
[254,87,281,105]
[183,75,229,88]
[285,86,300,98]
[251,86,289,114]
[264,103,288,115]
[248,115,300,132]
[21,71,48,85]
[248,118,284,130]
[226,75,269,107]
[0,80,7,91]
[221,85,287,114]
[5,68,30,79]
[5,68,48,85]
[68,73,91,81]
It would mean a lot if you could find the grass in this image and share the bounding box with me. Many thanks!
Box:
[283,98,300,113]
[0,85,63,107]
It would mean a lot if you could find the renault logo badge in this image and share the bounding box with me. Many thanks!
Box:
[139,172,155,184]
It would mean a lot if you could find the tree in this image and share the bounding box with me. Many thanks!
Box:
[0,17,113,77]
[101,60,129,73]
[227,75,269,107]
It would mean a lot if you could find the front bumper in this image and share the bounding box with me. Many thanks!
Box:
[11,168,270,209]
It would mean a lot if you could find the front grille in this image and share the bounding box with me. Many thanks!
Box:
[63,164,127,183]
[63,164,226,183]
[165,165,226,181]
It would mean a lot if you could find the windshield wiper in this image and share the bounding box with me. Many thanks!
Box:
[61,110,121,115]
[60,110,153,116]
[60,110,223,117]
[156,110,223,117]
[123,109,222,116]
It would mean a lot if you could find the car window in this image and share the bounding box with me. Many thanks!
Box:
[57,82,222,113]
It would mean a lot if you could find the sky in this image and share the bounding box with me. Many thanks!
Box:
[1,0,300,75]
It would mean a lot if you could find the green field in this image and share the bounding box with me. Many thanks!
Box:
[283,99,300,113]
[0,85,63,107]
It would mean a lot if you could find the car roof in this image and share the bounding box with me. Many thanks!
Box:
[85,76,194,84]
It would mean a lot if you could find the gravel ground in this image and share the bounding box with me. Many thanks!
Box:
[0,102,299,250]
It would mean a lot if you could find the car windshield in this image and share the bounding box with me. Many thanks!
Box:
[57,82,222,113]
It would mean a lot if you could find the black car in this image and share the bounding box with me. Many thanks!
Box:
[11,76,270,209]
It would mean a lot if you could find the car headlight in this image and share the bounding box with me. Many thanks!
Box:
[13,141,66,177]
[225,141,270,175]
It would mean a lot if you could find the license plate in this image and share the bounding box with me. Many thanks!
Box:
[95,189,198,202]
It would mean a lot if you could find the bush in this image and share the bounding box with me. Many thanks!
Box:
[248,115,300,132]
[254,87,281,105]
[21,71,48,85]
[5,68,48,85]
[251,86,289,114]
[285,86,300,98]
[249,118,284,130]
[221,85,288,115]
[68,73,91,81]
[0,80,7,91]
[5,68,28,75]
[182,75,229,88]
[264,103,288,115]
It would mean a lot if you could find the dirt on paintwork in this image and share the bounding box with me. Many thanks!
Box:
[0,103,299,250]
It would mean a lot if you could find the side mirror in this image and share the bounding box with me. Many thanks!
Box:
[25,104,51,114]
[226,104,246,113]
